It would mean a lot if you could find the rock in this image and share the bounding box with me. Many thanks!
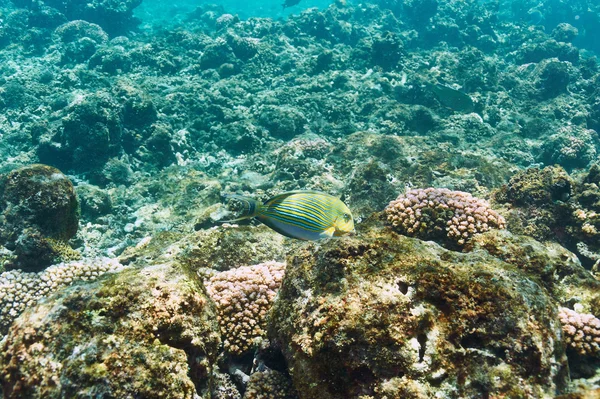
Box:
[53,20,109,64]
[37,92,123,173]
[0,164,79,272]
[179,225,286,272]
[536,59,571,99]
[76,184,113,220]
[466,229,600,315]
[269,226,569,398]
[0,262,220,398]
[258,105,307,141]
[552,23,578,43]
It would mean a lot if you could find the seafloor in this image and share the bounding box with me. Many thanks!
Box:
[0,0,599,397]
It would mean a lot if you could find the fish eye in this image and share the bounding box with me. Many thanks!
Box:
[343,213,351,222]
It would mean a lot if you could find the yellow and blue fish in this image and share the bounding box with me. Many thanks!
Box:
[223,191,355,241]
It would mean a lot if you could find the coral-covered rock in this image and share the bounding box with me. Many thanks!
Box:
[258,105,307,140]
[211,120,266,154]
[516,39,579,64]
[494,165,572,240]
[122,94,158,129]
[0,164,79,272]
[370,31,404,70]
[37,92,122,172]
[536,59,571,98]
[213,371,242,399]
[53,20,108,64]
[200,39,236,70]
[88,45,132,74]
[180,225,286,273]
[269,229,568,398]
[495,164,600,268]
[465,230,600,315]
[0,262,220,399]
[228,34,259,62]
[0,164,78,242]
[76,183,113,220]
[439,113,494,143]
[19,0,142,36]
[539,126,599,171]
[552,23,578,43]
[495,165,572,206]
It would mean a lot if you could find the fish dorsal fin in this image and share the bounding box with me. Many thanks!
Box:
[265,190,336,204]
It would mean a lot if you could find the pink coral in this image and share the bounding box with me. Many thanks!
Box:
[558,307,600,356]
[204,261,286,355]
[385,188,506,245]
[243,369,298,399]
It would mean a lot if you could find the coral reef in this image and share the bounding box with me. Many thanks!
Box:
[0,0,599,395]
[204,261,286,355]
[385,187,506,246]
[0,262,220,398]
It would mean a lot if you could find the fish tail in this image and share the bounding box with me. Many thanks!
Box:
[221,194,262,222]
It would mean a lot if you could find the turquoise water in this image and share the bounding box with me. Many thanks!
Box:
[136,0,335,22]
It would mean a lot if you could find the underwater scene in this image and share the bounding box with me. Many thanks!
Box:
[0,0,600,397]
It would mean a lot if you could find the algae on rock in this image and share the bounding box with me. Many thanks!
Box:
[269,225,570,398]
[0,262,220,399]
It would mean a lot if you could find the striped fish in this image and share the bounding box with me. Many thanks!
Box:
[223,191,355,241]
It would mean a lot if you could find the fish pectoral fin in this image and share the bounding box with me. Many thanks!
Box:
[319,227,336,239]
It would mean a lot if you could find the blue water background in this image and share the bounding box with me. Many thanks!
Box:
[136,0,336,26]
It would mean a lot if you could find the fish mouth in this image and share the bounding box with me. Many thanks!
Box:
[333,229,355,237]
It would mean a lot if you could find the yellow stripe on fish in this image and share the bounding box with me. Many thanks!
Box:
[223,191,355,241]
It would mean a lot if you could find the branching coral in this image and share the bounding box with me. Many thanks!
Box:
[558,307,600,357]
[204,261,286,355]
[243,369,298,399]
[385,188,506,245]
[0,258,124,334]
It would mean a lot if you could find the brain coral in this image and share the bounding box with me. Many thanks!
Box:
[204,261,286,355]
[385,187,506,245]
